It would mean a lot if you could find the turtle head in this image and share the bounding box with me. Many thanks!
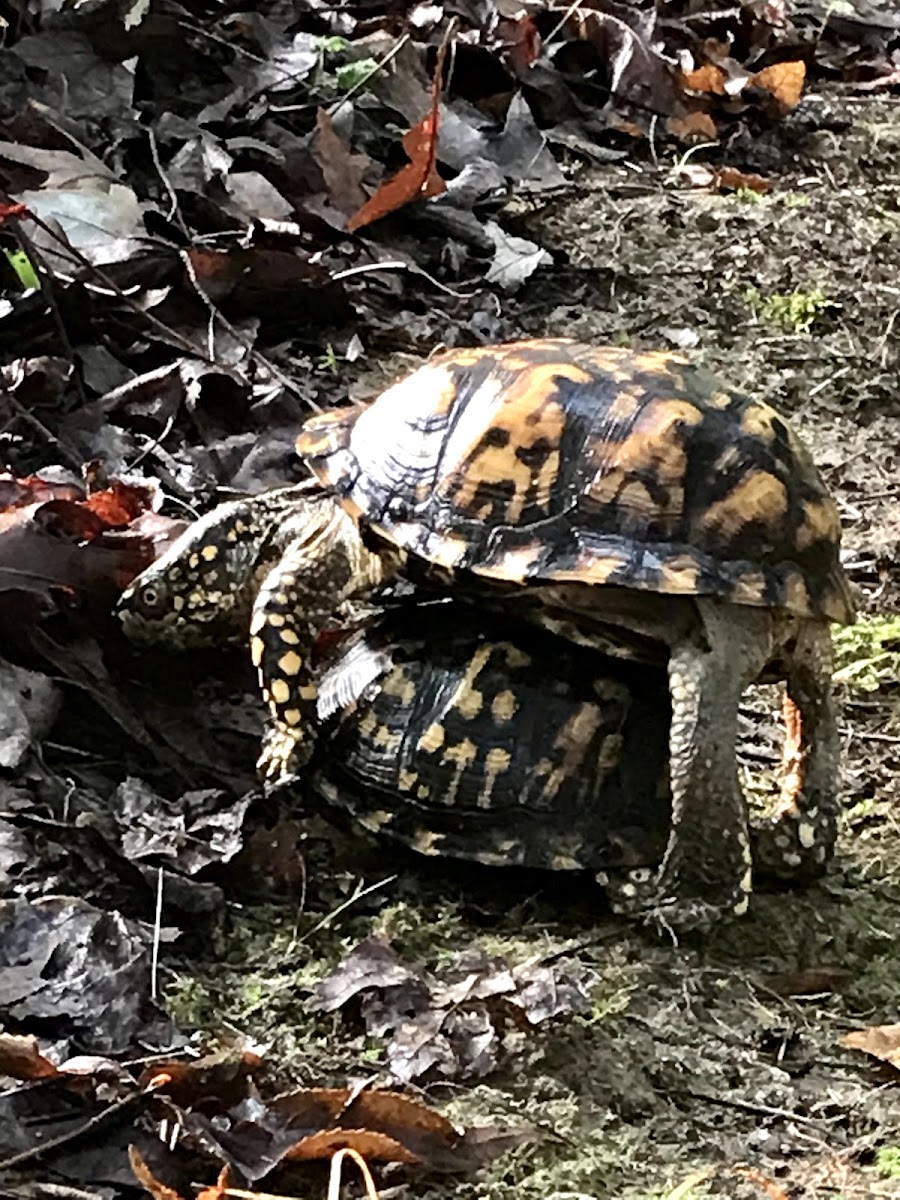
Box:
[117,492,301,648]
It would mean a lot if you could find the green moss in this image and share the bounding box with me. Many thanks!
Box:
[833,615,900,692]
[877,1147,900,1178]
[743,285,833,332]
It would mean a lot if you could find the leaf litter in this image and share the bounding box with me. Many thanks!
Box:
[0,0,898,1196]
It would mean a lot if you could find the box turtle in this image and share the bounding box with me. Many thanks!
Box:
[309,605,673,878]
[119,338,854,933]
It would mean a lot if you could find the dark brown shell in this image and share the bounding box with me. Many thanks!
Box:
[312,609,672,871]
[297,339,854,624]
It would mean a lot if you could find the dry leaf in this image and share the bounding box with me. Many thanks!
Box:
[842,1023,900,1071]
[681,64,727,94]
[666,112,718,142]
[0,1032,60,1080]
[733,1166,791,1200]
[313,109,370,217]
[195,1166,232,1200]
[347,41,448,231]
[288,1128,420,1164]
[752,61,806,109]
[129,1146,186,1200]
[716,168,771,193]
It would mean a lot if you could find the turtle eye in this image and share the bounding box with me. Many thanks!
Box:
[135,581,168,616]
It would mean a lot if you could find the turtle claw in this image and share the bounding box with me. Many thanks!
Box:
[597,864,750,937]
[257,723,314,791]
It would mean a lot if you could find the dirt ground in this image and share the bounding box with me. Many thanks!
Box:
[148,88,900,1199]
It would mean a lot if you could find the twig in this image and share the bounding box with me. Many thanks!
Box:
[328,1148,380,1200]
[12,221,89,414]
[297,874,398,945]
[686,1089,838,1130]
[0,1085,159,1171]
[331,259,476,299]
[840,727,900,745]
[27,1186,110,1200]
[151,865,164,1003]
[8,209,215,362]
[179,249,316,406]
[147,127,187,233]
[128,411,177,471]
[327,35,411,115]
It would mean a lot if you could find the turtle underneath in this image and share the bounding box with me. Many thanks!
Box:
[310,605,673,878]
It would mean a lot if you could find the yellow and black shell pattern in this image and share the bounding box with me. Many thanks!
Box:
[298,339,854,624]
[310,607,672,871]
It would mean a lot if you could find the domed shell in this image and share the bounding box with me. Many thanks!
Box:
[313,610,672,871]
[297,339,854,624]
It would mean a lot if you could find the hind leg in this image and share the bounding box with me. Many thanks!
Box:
[602,599,773,935]
[752,621,839,881]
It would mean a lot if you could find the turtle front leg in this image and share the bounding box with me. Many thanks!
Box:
[251,503,393,789]
[753,622,839,882]
[602,600,774,935]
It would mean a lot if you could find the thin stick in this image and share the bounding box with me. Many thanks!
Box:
[297,874,397,945]
[151,865,163,1002]
[179,250,317,407]
[0,1085,160,1171]
[328,1148,380,1200]
[330,259,476,298]
[686,1089,837,1130]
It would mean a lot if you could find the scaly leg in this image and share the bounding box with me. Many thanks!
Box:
[251,501,393,788]
[602,599,774,935]
[753,622,839,881]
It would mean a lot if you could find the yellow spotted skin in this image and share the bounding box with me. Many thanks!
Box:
[117,483,390,786]
[298,339,854,625]
[312,609,673,872]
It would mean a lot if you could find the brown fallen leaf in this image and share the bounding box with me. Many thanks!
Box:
[752,61,806,109]
[666,112,717,142]
[842,1023,900,1071]
[137,1049,263,1108]
[312,935,422,1012]
[183,247,349,324]
[0,1032,60,1080]
[758,967,851,997]
[733,1166,791,1200]
[313,109,370,218]
[347,40,448,231]
[287,1127,419,1165]
[130,1146,187,1200]
[681,64,728,94]
[0,474,162,605]
[716,167,771,193]
[195,1166,232,1200]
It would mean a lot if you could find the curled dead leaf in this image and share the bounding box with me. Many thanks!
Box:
[666,112,717,143]
[129,1146,186,1200]
[347,41,448,231]
[842,1023,900,1071]
[752,61,806,109]
[0,1032,60,1081]
[680,64,727,94]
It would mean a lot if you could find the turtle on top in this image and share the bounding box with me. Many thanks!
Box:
[118,338,854,934]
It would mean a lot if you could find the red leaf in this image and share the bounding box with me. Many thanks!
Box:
[347,40,449,231]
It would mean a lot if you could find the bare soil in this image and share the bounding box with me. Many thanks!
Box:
[162,89,900,1200]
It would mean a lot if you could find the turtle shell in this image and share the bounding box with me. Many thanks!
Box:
[311,606,672,871]
[297,339,854,624]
